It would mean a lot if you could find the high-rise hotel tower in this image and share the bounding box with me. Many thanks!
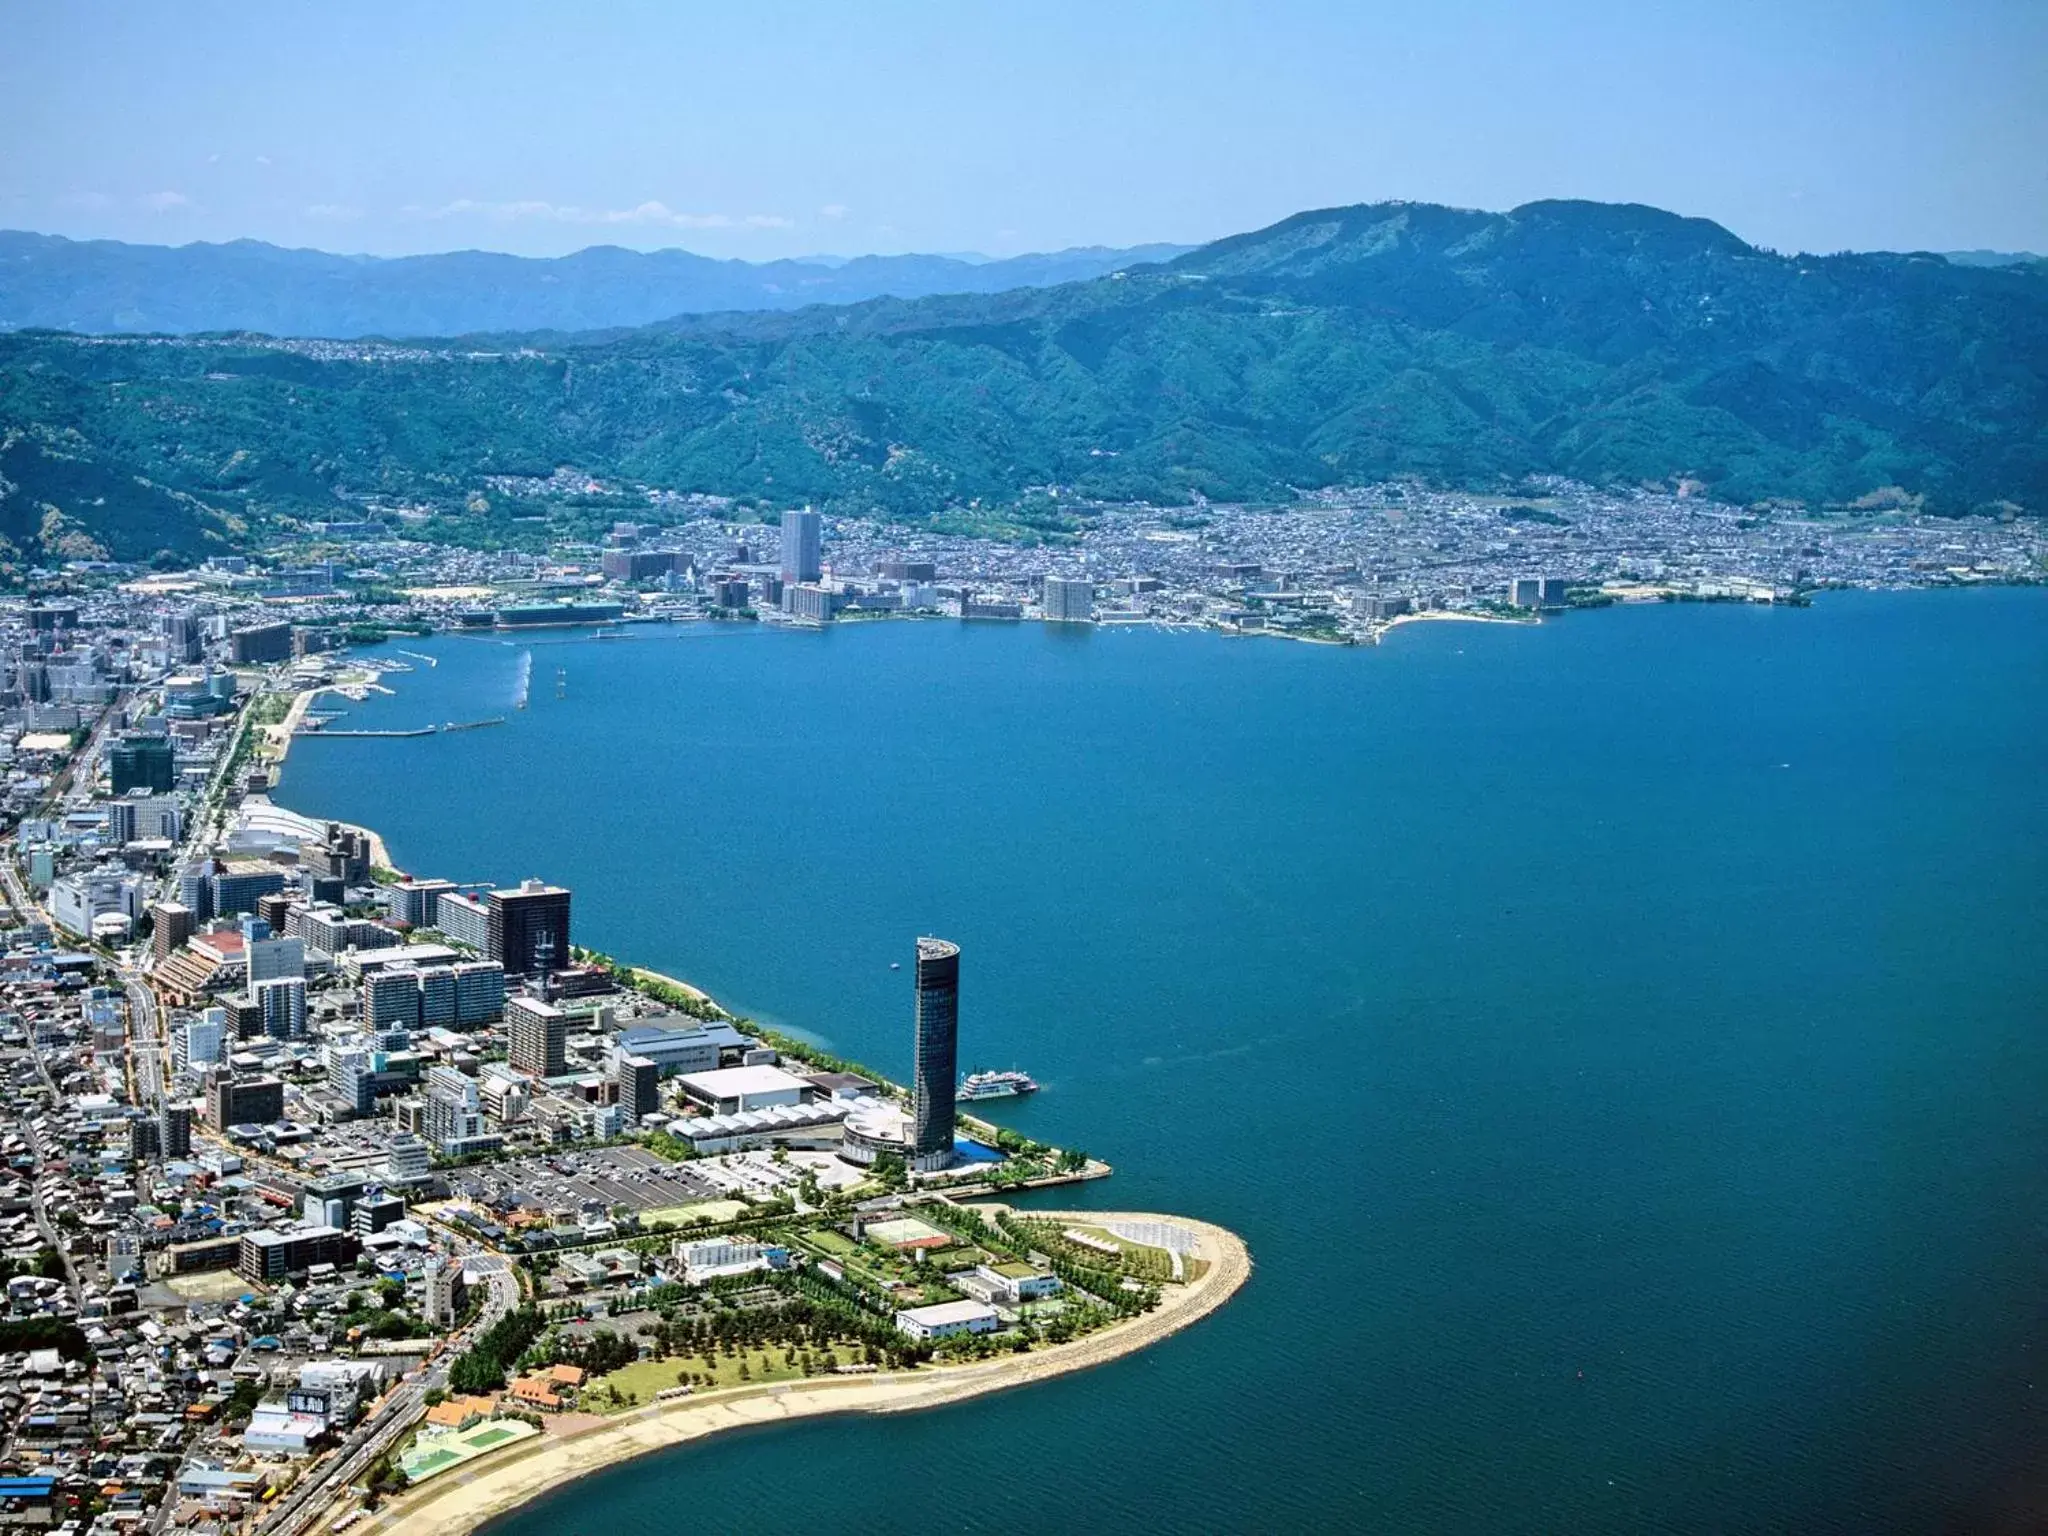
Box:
[911,936,960,1171]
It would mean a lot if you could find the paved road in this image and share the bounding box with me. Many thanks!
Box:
[21,1084,81,1297]
[126,975,164,1108]
[8,688,528,1536]
[253,1255,520,1536]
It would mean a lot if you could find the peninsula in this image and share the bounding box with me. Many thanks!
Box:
[373,1210,1249,1536]
[0,606,1249,1536]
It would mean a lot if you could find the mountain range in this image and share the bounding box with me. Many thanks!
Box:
[0,232,1194,338]
[1,198,2043,565]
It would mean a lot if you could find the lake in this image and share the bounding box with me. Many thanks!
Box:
[278,590,2048,1534]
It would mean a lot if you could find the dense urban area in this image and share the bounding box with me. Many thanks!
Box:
[0,481,2032,1536]
[93,471,2048,643]
[0,539,1268,1536]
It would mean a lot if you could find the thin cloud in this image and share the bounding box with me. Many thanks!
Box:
[424,198,791,230]
[304,203,364,220]
[139,190,194,213]
[819,203,850,221]
[59,191,113,211]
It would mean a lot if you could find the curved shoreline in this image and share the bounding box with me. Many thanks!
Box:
[364,1211,1249,1536]
[625,964,719,1008]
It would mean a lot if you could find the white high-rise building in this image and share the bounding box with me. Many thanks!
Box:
[779,508,822,584]
[435,890,492,952]
[175,1015,226,1073]
[422,1065,484,1150]
[327,1043,375,1116]
[423,1257,463,1326]
[386,1133,431,1185]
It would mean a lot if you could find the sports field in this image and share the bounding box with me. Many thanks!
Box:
[399,1418,540,1484]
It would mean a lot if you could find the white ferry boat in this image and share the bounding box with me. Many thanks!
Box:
[958,1069,1040,1101]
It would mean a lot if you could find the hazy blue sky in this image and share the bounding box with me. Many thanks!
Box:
[5,0,2043,260]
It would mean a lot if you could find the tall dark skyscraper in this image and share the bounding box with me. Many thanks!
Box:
[162,611,202,664]
[911,936,960,1170]
[109,734,175,795]
[487,878,571,979]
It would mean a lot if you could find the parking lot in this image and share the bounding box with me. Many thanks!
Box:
[448,1145,871,1224]
[452,1144,724,1215]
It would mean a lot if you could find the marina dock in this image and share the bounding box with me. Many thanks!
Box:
[293,718,505,739]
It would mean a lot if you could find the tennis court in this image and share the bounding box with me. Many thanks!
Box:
[399,1418,540,1484]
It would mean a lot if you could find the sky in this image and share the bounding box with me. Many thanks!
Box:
[4,0,2044,262]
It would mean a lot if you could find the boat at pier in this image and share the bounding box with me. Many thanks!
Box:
[958,1069,1040,1101]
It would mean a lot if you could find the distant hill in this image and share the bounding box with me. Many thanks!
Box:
[1942,249,2045,270]
[0,232,1193,339]
[1,199,2043,565]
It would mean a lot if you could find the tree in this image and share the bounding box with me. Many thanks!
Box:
[224,1378,263,1424]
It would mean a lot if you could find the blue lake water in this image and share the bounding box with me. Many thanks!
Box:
[277,592,2048,1533]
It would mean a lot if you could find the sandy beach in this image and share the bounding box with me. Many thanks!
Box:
[627,966,720,1007]
[265,673,374,773]
[1383,608,1534,630]
[268,685,323,760]
[262,687,393,869]
[364,1211,1249,1536]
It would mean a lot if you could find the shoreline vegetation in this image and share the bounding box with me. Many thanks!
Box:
[367,1211,1251,1536]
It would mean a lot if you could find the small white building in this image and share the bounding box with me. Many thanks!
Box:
[676,1064,810,1114]
[242,1403,325,1454]
[951,1263,1064,1307]
[893,1299,1001,1341]
[672,1238,789,1284]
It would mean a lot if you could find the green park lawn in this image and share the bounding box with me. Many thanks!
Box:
[588,1345,876,1409]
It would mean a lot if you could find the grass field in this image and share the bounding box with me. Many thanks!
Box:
[1065,1224,1182,1277]
[642,1199,751,1228]
[788,1227,917,1289]
[587,1345,876,1409]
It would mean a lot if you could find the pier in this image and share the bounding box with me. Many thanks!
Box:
[292,718,504,738]
[292,725,435,738]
